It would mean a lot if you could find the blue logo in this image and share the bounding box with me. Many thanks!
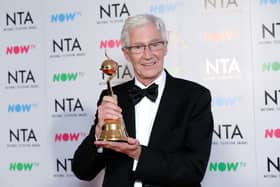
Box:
[51,12,82,23]
[150,2,182,14]
[212,96,242,107]
[8,104,37,112]
[260,0,280,5]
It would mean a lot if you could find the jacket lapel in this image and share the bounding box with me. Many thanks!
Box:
[148,73,175,147]
[120,80,136,138]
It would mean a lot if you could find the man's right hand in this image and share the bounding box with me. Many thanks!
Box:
[95,95,123,138]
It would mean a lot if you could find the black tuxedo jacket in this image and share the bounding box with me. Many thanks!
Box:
[72,71,213,187]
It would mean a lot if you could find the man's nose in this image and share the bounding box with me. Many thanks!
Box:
[142,45,153,57]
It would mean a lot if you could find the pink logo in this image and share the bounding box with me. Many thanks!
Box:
[6,44,35,55]
[265,128,280,138]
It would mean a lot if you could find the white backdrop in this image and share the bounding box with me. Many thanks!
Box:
[0,0,279,187]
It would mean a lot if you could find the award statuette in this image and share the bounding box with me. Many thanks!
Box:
[98,52,128,142]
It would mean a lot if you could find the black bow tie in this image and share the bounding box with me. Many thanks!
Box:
[128,83,158,105]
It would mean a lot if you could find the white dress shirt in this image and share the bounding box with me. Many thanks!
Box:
[133,71,166,187]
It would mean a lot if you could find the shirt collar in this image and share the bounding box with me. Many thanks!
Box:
[134,70,166,90]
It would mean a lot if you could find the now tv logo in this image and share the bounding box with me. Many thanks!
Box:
[260,0,280,5]
[100,39,122,49]
[51,12,82,23]
[212,96,242,107]
[150,2,183,14]
[209,161,246,172]
[6,44,35,55]
[262,61,280,72]
[53,72,84,82]
[265,128,280,138]
[54,132,86,142]
[204,31,237,41]
[8,104,36,112]
[9,162,39,171]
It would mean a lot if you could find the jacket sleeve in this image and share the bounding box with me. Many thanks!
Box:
[71,92,106,181]
[71,124,105,181]
[135,88,213,186]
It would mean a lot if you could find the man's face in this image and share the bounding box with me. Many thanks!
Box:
[122,23,167,86]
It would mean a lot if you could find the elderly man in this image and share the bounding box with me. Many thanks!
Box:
[72,14,213,187]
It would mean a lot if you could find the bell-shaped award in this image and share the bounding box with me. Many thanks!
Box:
[98,52,128,142]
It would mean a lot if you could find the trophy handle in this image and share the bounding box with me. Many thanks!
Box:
[107,79,114,96]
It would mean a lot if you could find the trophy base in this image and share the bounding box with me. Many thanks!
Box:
[98,119,128,142]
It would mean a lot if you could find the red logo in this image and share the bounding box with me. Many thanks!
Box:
[54,132,86,142]
[100,39,122,49]
[203,31,237,41]
[6,44,36,55]
[265,128,280,138]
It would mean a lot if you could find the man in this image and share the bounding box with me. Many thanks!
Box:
[72,14,213,187]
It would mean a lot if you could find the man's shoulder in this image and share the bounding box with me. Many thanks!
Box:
[166,72,210,94]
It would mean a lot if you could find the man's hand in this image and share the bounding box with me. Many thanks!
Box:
[95,137,141,160]
[95,95,122,138]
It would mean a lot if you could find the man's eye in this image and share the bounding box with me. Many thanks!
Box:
[133,46,143,49]
[150,43,159,47]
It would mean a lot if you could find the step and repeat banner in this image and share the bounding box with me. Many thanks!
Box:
[0,0,279,187]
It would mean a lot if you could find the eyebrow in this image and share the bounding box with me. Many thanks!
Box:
[129,39,163,46]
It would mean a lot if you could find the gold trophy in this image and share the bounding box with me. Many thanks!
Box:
[98,52,128,142]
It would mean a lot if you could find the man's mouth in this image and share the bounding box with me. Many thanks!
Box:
[142,61,156,66]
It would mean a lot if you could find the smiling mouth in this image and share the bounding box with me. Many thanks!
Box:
[142,61,156,66]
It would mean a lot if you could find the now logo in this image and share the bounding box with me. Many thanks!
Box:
[100,39,122,49]
[8,104,35,112]
[6,44,35,55]
[212,96,241,107]
[209,162,246,172]
[54,132,86,142]
[9,162,39,171]
[265,129,280,138]
[52,72,84,82]
[262,62,280,72]
[51,12,81,23]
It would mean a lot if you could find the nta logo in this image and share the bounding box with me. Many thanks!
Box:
[52,37,82,53]
[9,128,37,143]
[262,22,280,39]
[8,70,35,84]
[6,11,33,26]
[206,58,240,75]
[54,98,84,112]
[56,158,72,172]
[214,124,243,139]
[204,0,239,9]
[267,157,280,172]
[99,3,130,19]
[264,90,280,105]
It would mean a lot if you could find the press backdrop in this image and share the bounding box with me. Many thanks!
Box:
[0,0,279,187]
